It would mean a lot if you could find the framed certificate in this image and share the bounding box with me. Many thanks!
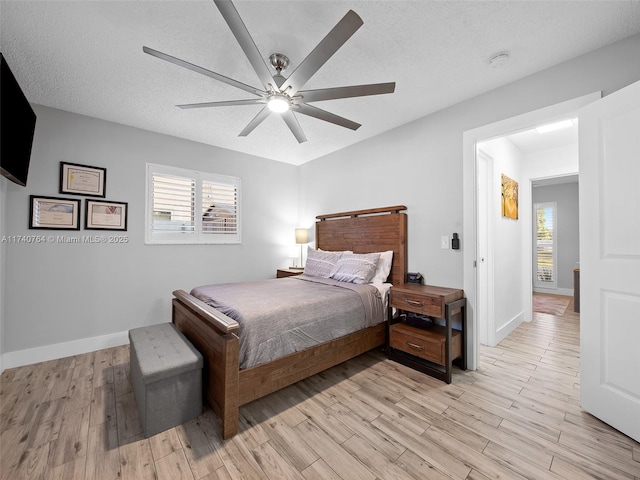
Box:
[60,162,106,197]
[29,195,81,230]
[85,199,127,231]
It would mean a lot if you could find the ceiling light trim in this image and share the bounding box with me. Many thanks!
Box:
[536,119,575,134]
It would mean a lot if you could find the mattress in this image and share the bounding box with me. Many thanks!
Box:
[190,275,385,369]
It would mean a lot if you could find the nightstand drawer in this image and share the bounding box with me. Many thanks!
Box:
[389,322,462,366]
[390,290,443,317]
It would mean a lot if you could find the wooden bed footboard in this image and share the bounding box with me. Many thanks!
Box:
[237,322,386,406]
[172,289,387,439]
[172,290,241,438]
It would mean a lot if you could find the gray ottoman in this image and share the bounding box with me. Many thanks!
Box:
[129,322,203,438]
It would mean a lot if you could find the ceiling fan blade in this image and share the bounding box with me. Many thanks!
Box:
[296,104,360,130]
[143,46,264,97]
[214,0,274,90]
[281,110,307,143]
[296,82,396,103]
[178,99,265,109]
[280,10,363,95]
[239,106,271,137]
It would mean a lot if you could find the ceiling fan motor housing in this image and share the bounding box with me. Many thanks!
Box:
[269,53,289,73]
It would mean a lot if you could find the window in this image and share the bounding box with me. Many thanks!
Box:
[534,202,556,288]
[146,163,241,244]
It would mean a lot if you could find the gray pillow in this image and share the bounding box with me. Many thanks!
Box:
[304,247,343,278]
[330,252,381,284]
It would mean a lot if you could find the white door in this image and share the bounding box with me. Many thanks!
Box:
[579,79,640,442]
[477,150,489,345]
[476,149,495,346]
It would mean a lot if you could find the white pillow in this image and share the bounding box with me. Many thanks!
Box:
[370,250,394,284]
[304,247,343,278]
[318,248,353,254]
[330,252,381,284]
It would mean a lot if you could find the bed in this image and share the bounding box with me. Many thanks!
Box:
[171,205,407,438]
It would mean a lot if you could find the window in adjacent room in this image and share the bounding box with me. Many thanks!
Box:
[146,163,241,244]
[534,201,556,288]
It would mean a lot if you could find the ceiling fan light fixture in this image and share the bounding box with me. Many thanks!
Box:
[267,94,291,113]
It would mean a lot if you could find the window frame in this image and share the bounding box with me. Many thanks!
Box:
[145,163,241,245]
[533,201,557,289]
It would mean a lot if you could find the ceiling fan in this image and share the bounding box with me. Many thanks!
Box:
[143,0,395,143]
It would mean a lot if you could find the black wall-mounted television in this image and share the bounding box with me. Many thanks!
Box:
[1,52,37,187]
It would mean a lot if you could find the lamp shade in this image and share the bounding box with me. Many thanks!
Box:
[295,228,309,244]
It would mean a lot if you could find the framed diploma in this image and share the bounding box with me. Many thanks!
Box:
[60,162,106,197]
[29,195,81,230]
[85,199,128,231]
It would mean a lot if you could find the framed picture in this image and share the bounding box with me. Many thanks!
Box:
[29,195,81,230]
[60,162,106,197]
[501,173,519,220]
[85,199,128,231]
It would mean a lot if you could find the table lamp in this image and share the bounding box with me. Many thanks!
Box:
[294,228,309,269]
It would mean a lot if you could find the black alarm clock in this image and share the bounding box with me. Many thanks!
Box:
[406,272,423,284]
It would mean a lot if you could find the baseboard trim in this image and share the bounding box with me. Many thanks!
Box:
[2,331,129,370]
[533,287,573,297]
[495,312,524,345]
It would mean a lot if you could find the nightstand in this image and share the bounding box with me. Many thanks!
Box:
[388,283,466,384]
[276,268,304,278]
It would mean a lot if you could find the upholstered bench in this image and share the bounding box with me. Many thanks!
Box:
[129,322,203,437]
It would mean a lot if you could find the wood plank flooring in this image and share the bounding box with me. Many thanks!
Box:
[1,295,639,479]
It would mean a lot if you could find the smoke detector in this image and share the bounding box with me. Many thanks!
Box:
[489,52,510,68]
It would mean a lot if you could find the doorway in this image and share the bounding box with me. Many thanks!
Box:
[462,92,601,369]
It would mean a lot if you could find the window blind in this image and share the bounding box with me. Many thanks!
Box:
[202,181,238,235]
[146,163,241,244]
[151,174,195,233]
[535,203,556,286]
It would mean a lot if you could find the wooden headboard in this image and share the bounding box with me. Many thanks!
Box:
[315,205,407,286]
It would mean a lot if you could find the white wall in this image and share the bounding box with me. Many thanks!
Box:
[298,110,465,288]
[2,106,298,367]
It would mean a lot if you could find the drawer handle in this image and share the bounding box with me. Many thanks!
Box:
[405,299,424,307]
[405,341,425,351]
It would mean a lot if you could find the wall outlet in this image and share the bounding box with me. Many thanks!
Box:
[441,235,449,249]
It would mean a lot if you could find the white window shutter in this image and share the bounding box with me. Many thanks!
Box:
[201,180,238,235]
[151,174,195,234]
[146,163,241,245]
[534,202,556,287]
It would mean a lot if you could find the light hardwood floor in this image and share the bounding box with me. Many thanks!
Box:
[1,295,639,479]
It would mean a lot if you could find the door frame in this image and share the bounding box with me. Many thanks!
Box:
[462,92,601,369]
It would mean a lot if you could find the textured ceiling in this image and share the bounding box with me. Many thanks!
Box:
[2,1,640,165]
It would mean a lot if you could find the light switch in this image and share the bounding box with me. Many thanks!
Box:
[441,235,449,249]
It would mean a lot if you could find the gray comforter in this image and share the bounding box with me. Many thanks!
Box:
[190,275,384,369]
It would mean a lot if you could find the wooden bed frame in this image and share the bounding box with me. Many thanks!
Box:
[172,205,407,438]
